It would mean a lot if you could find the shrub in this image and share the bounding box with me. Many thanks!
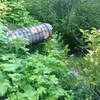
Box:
[0,52,75,100]
[0,1,40,29]
[24,0,100,54]
[0,23,29,56]
[68,28,100,99]
[0,23,75,100]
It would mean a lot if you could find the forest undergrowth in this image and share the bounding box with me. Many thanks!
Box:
[0,0,100,100]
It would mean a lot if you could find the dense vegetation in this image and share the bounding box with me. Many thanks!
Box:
[0,0,100,100]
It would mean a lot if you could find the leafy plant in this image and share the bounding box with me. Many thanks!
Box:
[1,0,100,100]
[0,23,75,100]
[0,23,29,56]
[68,28,100,99]
[0,49,75,100]
[0,1,40,29]
[25,0,100,54]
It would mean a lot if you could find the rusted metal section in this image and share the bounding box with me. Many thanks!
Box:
[6,23,53,43]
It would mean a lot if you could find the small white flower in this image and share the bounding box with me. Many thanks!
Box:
[55,81,59,85]
[44,75,48,78]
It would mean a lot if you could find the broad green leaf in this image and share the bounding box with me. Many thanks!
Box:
[2,64,19,72]
[0,78,10,96]
[37,87,46,95]
[23,84,37,99]
[9,73,24,81]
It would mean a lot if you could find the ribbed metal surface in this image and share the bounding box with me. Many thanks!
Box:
[6,23,53,43]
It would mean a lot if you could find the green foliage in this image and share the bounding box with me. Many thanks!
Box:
[0,23,29,56]
[0,0,100,100]
[82,28,100,95]
[0,1,40,29]
[68,28,100,99]
[0,23,75,100]
[25,0,100,53]
[29,33,68,56]
[0,52,74,100]
[0,78,10,97]
[0,23,9,53]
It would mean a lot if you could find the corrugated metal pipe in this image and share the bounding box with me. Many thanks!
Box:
[5,23,53,43]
